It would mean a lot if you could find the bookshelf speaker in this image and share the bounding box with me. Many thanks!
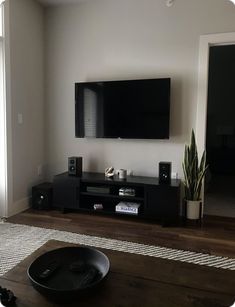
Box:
[159,162,171,184]
[68,156,83,176]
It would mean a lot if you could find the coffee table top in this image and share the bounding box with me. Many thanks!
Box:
[0,240,234,307]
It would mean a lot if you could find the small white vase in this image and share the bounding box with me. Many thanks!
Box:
[186,200,201,220]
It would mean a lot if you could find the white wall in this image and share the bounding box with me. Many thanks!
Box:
[8,0,45,215]
[45,0,235,180]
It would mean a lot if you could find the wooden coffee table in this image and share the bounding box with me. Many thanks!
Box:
[0,240,234,306]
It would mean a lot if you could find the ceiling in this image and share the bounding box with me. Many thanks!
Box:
[37,0,235,7]
[36,0,235,8]
[37,0,88,6]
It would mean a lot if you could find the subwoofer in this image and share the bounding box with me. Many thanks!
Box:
[32,182,53,210]
[159,162,171,184]
[68,156,83,176]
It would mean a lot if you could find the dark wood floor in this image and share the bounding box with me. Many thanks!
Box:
[8,209,235,258]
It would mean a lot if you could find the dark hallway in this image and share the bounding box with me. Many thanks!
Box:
[205,45,235,217]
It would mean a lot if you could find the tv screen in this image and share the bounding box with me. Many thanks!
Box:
[75,78,170,139]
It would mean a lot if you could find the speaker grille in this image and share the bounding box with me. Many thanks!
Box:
[32,183,53,210]
[159,162,171,184]
[68,157,83,176]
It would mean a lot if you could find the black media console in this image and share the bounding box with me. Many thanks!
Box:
[53,172,181,224]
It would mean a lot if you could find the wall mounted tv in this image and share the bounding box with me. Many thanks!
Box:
[75,78,171,139]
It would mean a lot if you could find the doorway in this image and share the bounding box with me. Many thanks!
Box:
[196,33,235,218]
[204,45,235,217]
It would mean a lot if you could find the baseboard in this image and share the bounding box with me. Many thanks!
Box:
[8,197,31,217]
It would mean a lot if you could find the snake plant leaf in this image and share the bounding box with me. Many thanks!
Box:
[182,129,208,201]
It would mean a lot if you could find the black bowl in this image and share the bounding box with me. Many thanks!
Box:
[27,246,110,302]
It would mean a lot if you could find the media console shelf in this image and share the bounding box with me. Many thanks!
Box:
[53,172,181,224]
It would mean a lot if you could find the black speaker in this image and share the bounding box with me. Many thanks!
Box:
[32,182,53,210]
[68,156,83,176]
[159,162,171,184]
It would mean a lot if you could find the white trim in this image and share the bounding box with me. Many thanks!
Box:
[3,0,13,218]
[0,2,6,218]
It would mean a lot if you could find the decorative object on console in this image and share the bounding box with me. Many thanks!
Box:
[115,202,140,215]
[93,204,103,210]
[182,130,208,220]
[117,169,127,180]
[159,162,171,184]
[105,167,114,178]
[32,183,53,210]
[68,157,83,177]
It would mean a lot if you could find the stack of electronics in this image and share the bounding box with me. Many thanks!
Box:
[115,202,140,215]
[87,186,110,194]
[119,188,136,197]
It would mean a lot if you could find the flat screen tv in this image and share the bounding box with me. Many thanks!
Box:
[75,78,171,139]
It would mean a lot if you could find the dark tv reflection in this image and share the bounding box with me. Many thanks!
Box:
[75,78,170,139]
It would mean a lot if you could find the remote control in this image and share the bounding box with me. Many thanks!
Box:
[38,261,60,280]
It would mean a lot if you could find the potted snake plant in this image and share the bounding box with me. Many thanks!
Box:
[182,130,208,220]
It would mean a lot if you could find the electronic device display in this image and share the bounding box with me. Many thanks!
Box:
[75,78,171,139]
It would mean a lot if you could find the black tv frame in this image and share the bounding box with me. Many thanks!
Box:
[75,78,171,140]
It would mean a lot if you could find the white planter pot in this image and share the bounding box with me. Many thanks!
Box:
[186,200,201,220]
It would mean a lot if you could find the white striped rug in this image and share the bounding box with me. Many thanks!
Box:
[0,222,234,276]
